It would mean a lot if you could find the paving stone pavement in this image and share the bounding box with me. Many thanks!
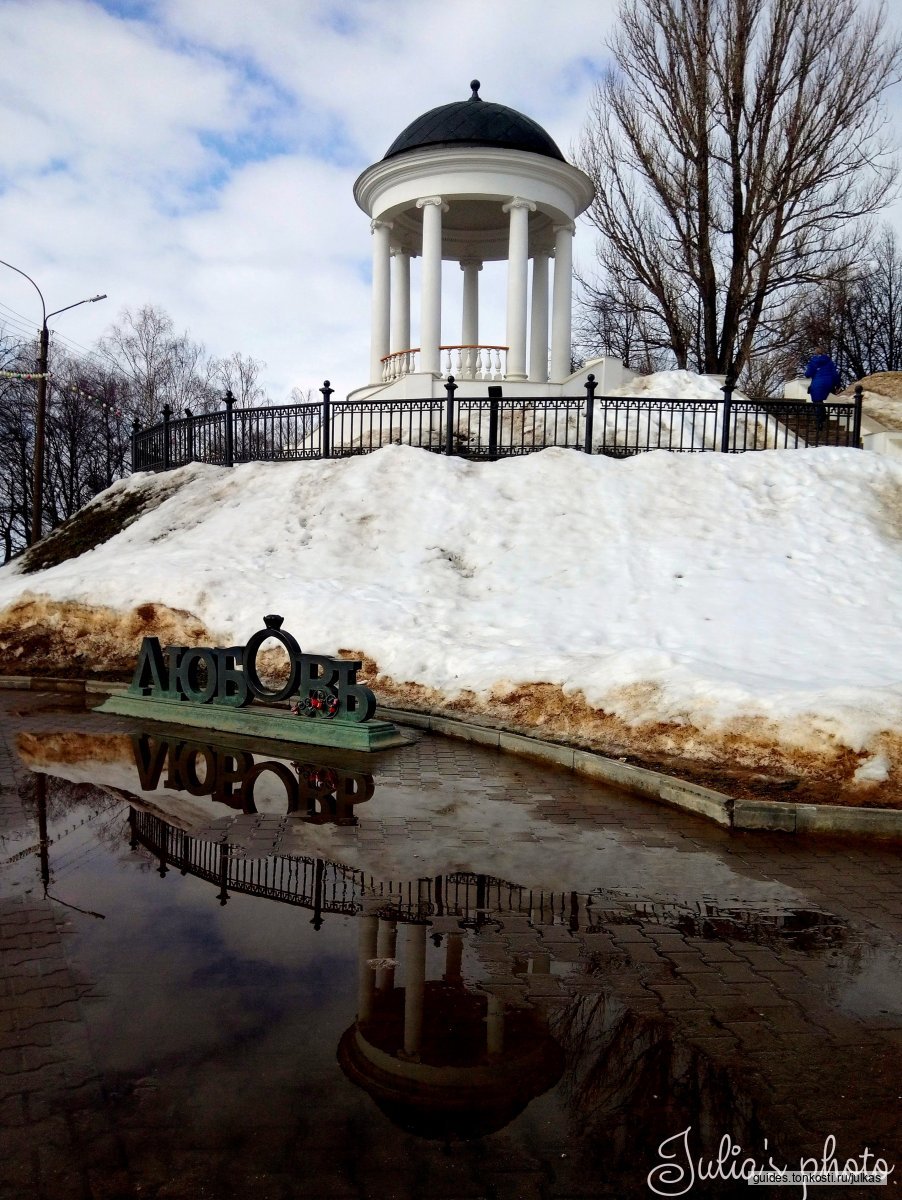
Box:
[0,698,128,1198]
[0,689,900,1199]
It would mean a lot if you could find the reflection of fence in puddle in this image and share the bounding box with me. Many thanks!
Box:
[369,873,847,952]
[129,811,846,951]
[129,809,362,924]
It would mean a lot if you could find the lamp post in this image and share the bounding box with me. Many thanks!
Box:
[0,259,106,544]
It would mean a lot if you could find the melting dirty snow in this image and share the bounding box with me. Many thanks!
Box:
[1,369,902,794]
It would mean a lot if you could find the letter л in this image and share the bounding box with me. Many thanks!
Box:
[128,637,168,697]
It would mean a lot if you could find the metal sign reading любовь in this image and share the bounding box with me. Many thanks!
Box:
[128,614,376,724]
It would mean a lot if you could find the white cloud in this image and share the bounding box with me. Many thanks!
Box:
[1,1,269,180]
[0,0,899,401]
[156,0,615,157]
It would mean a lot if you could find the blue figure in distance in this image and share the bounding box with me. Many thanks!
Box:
[804,348,841,429]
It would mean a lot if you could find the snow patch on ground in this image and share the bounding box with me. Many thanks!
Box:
[853,753,891,784]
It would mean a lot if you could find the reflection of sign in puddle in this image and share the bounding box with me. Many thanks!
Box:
[132,732,374,824]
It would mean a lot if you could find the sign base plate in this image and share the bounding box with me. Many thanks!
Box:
[98,694,408,752]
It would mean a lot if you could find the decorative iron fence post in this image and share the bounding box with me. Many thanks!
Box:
[583,373,597,454]
[719,370,736,453]
[130,417,140,473]
[162,404,172,471]
[184,408,194,463]
[320,380,333,459]
[223,389,235,467]
[487,384,500,459]
[853,384,863,448]
[444,375,457,456]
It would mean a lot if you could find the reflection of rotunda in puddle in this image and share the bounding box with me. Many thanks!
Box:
[338,911,563,1139]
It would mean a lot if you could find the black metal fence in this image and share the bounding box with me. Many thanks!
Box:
[131,378,864,472]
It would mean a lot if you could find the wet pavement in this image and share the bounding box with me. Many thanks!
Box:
[0,689,900,1199]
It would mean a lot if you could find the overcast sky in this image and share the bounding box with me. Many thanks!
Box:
[1,0,900,402]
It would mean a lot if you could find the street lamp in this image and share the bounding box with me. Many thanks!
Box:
[0,259,106,544]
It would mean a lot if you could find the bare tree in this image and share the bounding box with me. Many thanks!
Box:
[212,350,267,408]
[42,352,132,528]
[577,0,902,376]
[794,223,902,381]
[0,304,275,559]
[97,304,219,424]
[575,271,672,373]
[0,331,34,557]
[288,385,316,404]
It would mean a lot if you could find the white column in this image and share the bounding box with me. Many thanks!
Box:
[460,259,481,346]
[486,993,505,1058]
[417,196,448,376]
[529,249,551,384]
[503,197,536,381]
[443,932,463,982]
[551,221,575,383]
[460,259,482,379]
[369,218,392,385]
[357,914,379,1023]
[402,923,428,1059]
[375,917,397,992]
[391,246,411,355]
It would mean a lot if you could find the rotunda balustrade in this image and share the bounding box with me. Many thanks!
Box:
[381,344,508,384]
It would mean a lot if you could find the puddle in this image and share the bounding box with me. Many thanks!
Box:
[2,724,900,1197]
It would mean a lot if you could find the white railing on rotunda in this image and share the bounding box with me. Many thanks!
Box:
[443,345,507,380]
[381,348,420,381]
[381,344,508,383]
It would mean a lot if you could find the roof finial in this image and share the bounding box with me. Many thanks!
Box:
[469,79,481,101]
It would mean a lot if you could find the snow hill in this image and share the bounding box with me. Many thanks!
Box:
[1,389,901,804]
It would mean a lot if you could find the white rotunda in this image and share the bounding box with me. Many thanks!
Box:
[352,81,628,400]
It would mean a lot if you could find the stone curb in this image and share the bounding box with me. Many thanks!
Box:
[374,706,902,840]
[2,676,899,839]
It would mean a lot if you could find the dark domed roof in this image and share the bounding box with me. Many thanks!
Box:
[384,81,565,163]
